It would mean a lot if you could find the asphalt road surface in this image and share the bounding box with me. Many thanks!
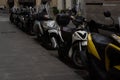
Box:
[0,14,89,80]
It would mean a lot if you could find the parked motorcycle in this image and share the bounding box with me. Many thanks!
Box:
[87,33,120,80]
[19,7,35,35]
[25,13,35,35]
[33,1,61,49]
[85,11,120,80]
[33,12,62,49]
[9,8,20,25]
[9,8,15,23]
[17,8,28,29]
[56,14,88,68]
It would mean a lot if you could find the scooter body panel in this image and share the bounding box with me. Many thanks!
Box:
[68,30,88,58]
[87,33,120,80]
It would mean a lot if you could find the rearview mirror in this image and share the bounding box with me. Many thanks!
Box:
[104,11,111,17]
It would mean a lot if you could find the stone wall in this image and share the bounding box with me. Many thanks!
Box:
[85,0,120,24]
[0,0,57,8]
[0,0,7,7]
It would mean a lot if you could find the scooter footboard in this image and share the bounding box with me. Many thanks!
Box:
[108,67,120,80]
[105,43,120,80]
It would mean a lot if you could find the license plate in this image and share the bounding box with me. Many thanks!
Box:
[82,41,87,46]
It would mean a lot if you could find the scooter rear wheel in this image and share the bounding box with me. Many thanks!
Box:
[58,42,66,59]
[36,27,42,40]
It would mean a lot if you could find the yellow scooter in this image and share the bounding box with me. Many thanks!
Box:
[87,33,120,80]
[86,11,120,80]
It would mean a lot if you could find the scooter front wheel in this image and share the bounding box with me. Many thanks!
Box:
[18,22,23,29]
[10,15,14,23]
[36,28,42,40]
[58,41,67,59]
[72,44,87,68]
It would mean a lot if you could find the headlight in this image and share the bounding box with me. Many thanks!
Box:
[45,21,59,29]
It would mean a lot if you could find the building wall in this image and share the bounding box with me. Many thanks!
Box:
[14,0,19,7]
[0,0,7,7]
[85,0,120,24]
[0,0,57,8]
[57,0,64,10]
[51,0,57,7]
[57,0,73,10]
[66,0,72,9]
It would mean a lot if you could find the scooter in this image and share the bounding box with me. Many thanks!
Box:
[9,8,15,23]
[17,8,29,30]
[19,7,35,35]
[33,1,61,49]
[33,12,62,49]
[56,14,88,68]
[86,11,120,80]
[9,8,20,25]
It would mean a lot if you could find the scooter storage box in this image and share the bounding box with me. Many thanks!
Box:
[56,14,70,27]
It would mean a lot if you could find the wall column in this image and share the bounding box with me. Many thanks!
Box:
[57,0,64,10]
[36,0,41,7]
[14,0,19,8]
[66,0,72,9]
[50,0,57,7]
[35,0,41,12]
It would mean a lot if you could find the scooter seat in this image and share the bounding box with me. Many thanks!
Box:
[92,33,113,60]
[92,33,113,46]
[62,25,76,33]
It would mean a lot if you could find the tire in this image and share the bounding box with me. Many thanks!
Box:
[27,24,35,35]
[22,23,27,31]
[18,22,23,29]
[58,47,65,59]
[72,43,87,68]
[58,41,66,59]
[36,27,42,40]
[10,14,13,23]
[28,29,35,35]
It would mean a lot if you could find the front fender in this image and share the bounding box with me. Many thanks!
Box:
[33,20,43,34]
[49,30,64,42]
[68,40,87,58]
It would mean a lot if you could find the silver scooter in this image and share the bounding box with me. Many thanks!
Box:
[33,1,63,49]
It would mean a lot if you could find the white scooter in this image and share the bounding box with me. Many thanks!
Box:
[33,14,63,49]
[56,14,88,68]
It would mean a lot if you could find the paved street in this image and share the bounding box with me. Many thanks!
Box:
[0,15,85,80]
